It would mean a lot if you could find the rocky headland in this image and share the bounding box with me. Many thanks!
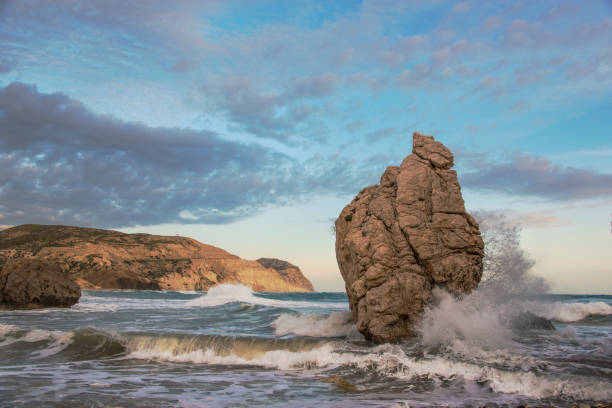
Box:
[0,224,314,292]
[335,132,484,342]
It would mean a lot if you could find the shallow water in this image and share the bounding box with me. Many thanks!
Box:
[1,285,610,407]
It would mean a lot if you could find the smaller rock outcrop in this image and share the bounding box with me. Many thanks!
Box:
[335,132,484,342]
[0,258,81,308]
[256,258,315,292]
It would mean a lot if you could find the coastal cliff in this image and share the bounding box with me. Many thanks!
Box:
[0,224,314,292]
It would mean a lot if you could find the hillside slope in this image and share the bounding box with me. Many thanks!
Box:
[0,225,314,292]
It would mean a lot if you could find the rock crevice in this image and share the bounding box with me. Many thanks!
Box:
[335,132,484,342]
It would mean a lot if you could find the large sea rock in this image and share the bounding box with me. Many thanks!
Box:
[0,224,314,292]
[335,132,484,342]
[0,258,81,309]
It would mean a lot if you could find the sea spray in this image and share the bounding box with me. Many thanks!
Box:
[418,288,514,350]
[474,210,550,294]
[271,311,360,338]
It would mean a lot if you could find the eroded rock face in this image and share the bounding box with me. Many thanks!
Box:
[335,132,484,342]
[0,258,81,308]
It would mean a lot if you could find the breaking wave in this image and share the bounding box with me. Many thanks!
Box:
[69,285,348,312]
[124,334,337,370]
[184,284,259,307]
[0,324,74,357]
[523,300,612,323]
[185,283,347,310]
[122,334,612,400]
[388,350,612,401]
[271,311,359,338]
[418,288,514,350]
[2,323,610,401]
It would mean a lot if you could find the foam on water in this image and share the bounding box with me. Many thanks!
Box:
[121,332,612,401]
[271,311,360,338]
[56,286,349,312]
[0,323,17,337]
[0,325,74,357]
[185,283,347,310]
[0,324,19,346]
[72,295,185,312]
[388,352,612,401]
[524,300,612,322]
[26,330,74,357]
[127,341,347,370]
[184,283,256,307]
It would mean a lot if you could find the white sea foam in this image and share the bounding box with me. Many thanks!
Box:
[524,300,612,322]
[444,339,547,371]
[128,342,352,370]
[0,325,74,356]
[185,283,347,310]
[271,311,360,338]
[389,352,612,401]
[71,301,121,312]
[60,285,349,312]
[184,284,256,307]
[0,324,17,337]
[0,324,19,347]
[124,334,612,401]
[72,295,186,312]
[419,288,514,350]
[364,345,612,401]
[23,329,74,357]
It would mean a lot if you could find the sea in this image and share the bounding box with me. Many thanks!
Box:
[0,284,610,408]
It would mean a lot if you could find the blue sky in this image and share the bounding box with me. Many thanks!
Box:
[1,0,611,292]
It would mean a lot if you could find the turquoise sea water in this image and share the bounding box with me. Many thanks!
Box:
[0,285,611,407]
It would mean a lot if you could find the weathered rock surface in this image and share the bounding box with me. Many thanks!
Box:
[335,132,484,342]
[0,224,314,292]
[0,258,81,308]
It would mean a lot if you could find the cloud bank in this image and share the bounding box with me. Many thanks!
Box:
[1,82,611,228]
[0,82,401,227]
[461,151,612,201]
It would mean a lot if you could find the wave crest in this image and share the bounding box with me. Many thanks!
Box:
[524,300,612,322]
[185,283,257,307]
[185,283,347,310]
[271,311,359,338]
[2,323,610,401]
[123,335,612,400]
[0,326,74,357]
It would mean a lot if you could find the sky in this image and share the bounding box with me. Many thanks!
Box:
[0,0,611,293]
